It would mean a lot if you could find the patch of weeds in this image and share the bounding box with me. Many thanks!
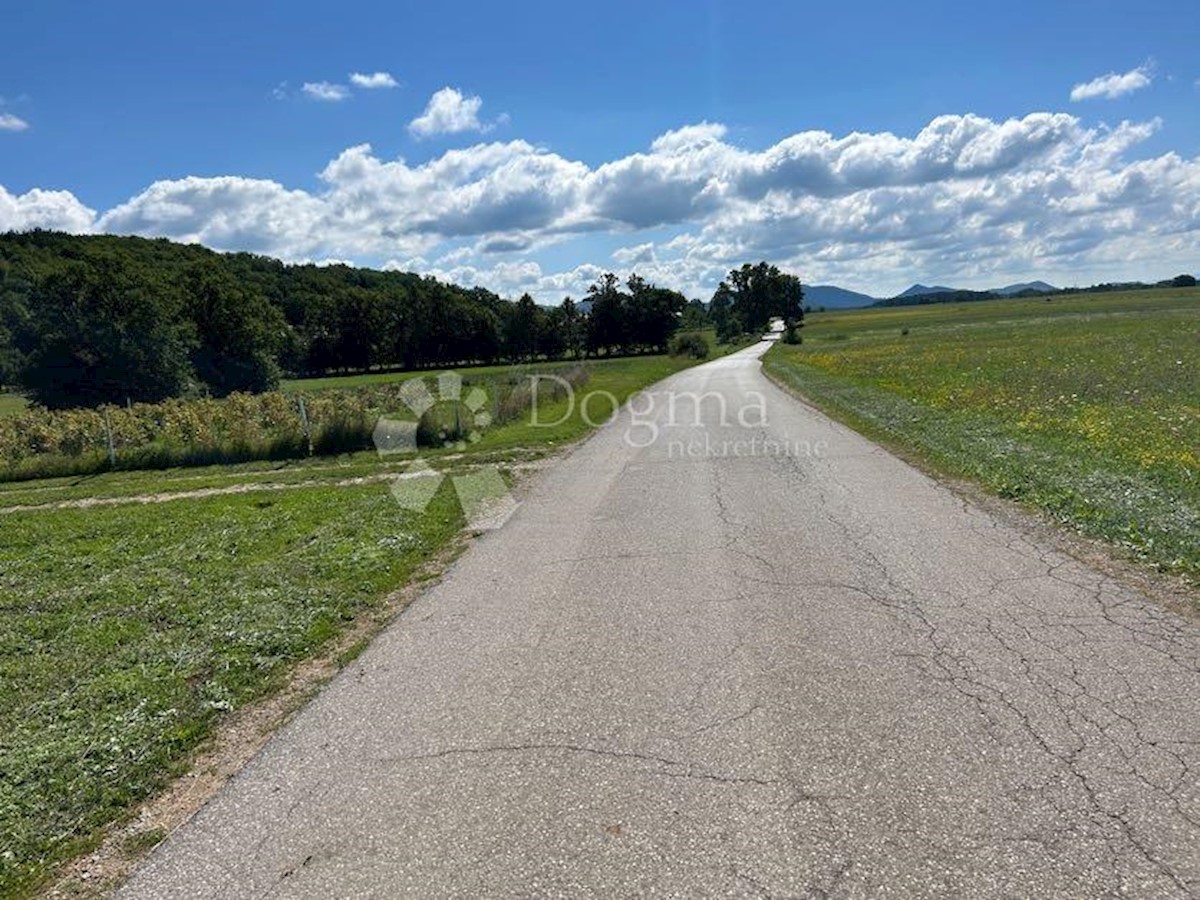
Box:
[336,639,372,669]
[120,828,167,857]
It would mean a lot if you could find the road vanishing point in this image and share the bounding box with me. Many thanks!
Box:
[121,341,1199,898]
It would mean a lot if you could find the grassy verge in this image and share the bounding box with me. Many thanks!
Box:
[765,290,1199,582]
[0,340,742,896]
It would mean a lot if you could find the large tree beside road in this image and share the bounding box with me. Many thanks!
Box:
[712,261,804,340]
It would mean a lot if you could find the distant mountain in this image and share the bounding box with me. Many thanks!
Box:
[805,284,877,309]
[892,280,1059,301]
[898,283,956,298]
[992,281,1058,296]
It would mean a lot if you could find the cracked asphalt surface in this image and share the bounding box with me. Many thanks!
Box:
[120,341,1200,898]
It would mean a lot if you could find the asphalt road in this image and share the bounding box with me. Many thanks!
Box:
[121,341,1200,898]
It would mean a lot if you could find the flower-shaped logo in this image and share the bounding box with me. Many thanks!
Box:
[373,372,517,531]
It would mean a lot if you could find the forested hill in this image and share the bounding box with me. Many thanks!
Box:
[0,231,697,408]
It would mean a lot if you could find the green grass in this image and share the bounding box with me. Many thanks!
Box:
[0,393,27,419]
[767,289,1200,581]
[286,345,744,462]
[0,476,464,895]
[0,339,746,895]
[0,452,421,507]
[280,330,730,393]
[467,353,718,451]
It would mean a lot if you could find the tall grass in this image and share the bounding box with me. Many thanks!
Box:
[0,366,593,482]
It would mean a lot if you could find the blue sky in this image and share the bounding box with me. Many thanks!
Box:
[2,0,1198,299]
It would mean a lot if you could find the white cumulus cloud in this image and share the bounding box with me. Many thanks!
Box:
[0,186,96,232]
[409,87,489,138]
[9,107,1200,300]
[350,71,399,89]
[98,176,327,257]
[0,113,29,132]
[1071,64,1153,101]
[302,81,351,102]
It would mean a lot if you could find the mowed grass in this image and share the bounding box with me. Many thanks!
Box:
[0,344,738,895]
[0,393,26,419]
[766,289,1200,581]
[0,476,464,895]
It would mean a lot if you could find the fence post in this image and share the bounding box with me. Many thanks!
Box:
[103,408,117,468]
[297,396,313,456]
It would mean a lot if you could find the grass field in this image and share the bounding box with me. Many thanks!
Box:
[765,289,1200,582]
[0,393,26,419]
[0,473,464,895]
[0,342,741,896]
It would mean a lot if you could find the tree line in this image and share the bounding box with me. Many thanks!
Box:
[0,231,803,409]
